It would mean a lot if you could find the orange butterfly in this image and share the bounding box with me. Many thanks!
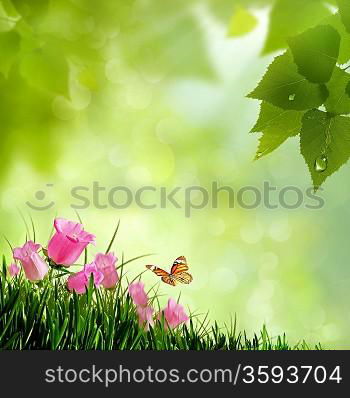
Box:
[146,256,193,286]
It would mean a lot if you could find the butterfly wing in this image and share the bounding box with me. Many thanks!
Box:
[173,272,193,284]
[146,259,192,286]
[161,276,177,286]
[146,265,176,286]
[146,265,170,277]
[171,256,189,275]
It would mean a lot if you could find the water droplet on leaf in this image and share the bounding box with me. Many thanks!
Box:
[314,155,328,173]
[288,94,296,101]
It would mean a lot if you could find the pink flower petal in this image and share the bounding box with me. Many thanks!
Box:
[162,298,189,329]
[8,263,20,277]
[48,218,95,266]
[13,241,48,282]
[54,218,83,235]
[137,305,154,330]
[93,253,119,289]
[67,271,88,294]
[128,282,148,307]
[84,263,104,286]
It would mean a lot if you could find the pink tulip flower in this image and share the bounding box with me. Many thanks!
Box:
[8,263,20,277]
[162,298,189,329]
[66,270,87,294]
[137,305,154,330]
[48,218,95,266]
[93,253,119,289]
[84,263,104,285]
[67,263,104,294]
[13,241,49,282]
[128,282,148,307]
[128,282,154,329]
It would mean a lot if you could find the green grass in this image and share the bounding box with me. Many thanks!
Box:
[0,256,323,351]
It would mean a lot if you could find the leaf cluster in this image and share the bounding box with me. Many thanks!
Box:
[240,0,350,188]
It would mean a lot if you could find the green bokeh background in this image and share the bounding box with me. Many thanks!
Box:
[0,0,349,348]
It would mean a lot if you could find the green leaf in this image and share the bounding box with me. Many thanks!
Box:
[346,80,350,97]
[20,45,69,97]
[300,109,350,188]
[251,102,304,159]
[325,13,350,65]
[0,0,21,32]
[324,67,350,115]
[262,0,331,54]
[247,51,328,110]
[105,220,120,254]
[288,25,340,84]
[12,0,49,24]
[0,31,20,77]
[250,101,302,133]
[227,6,258,37]
[337,0,350,33]
[208,0,271,23]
